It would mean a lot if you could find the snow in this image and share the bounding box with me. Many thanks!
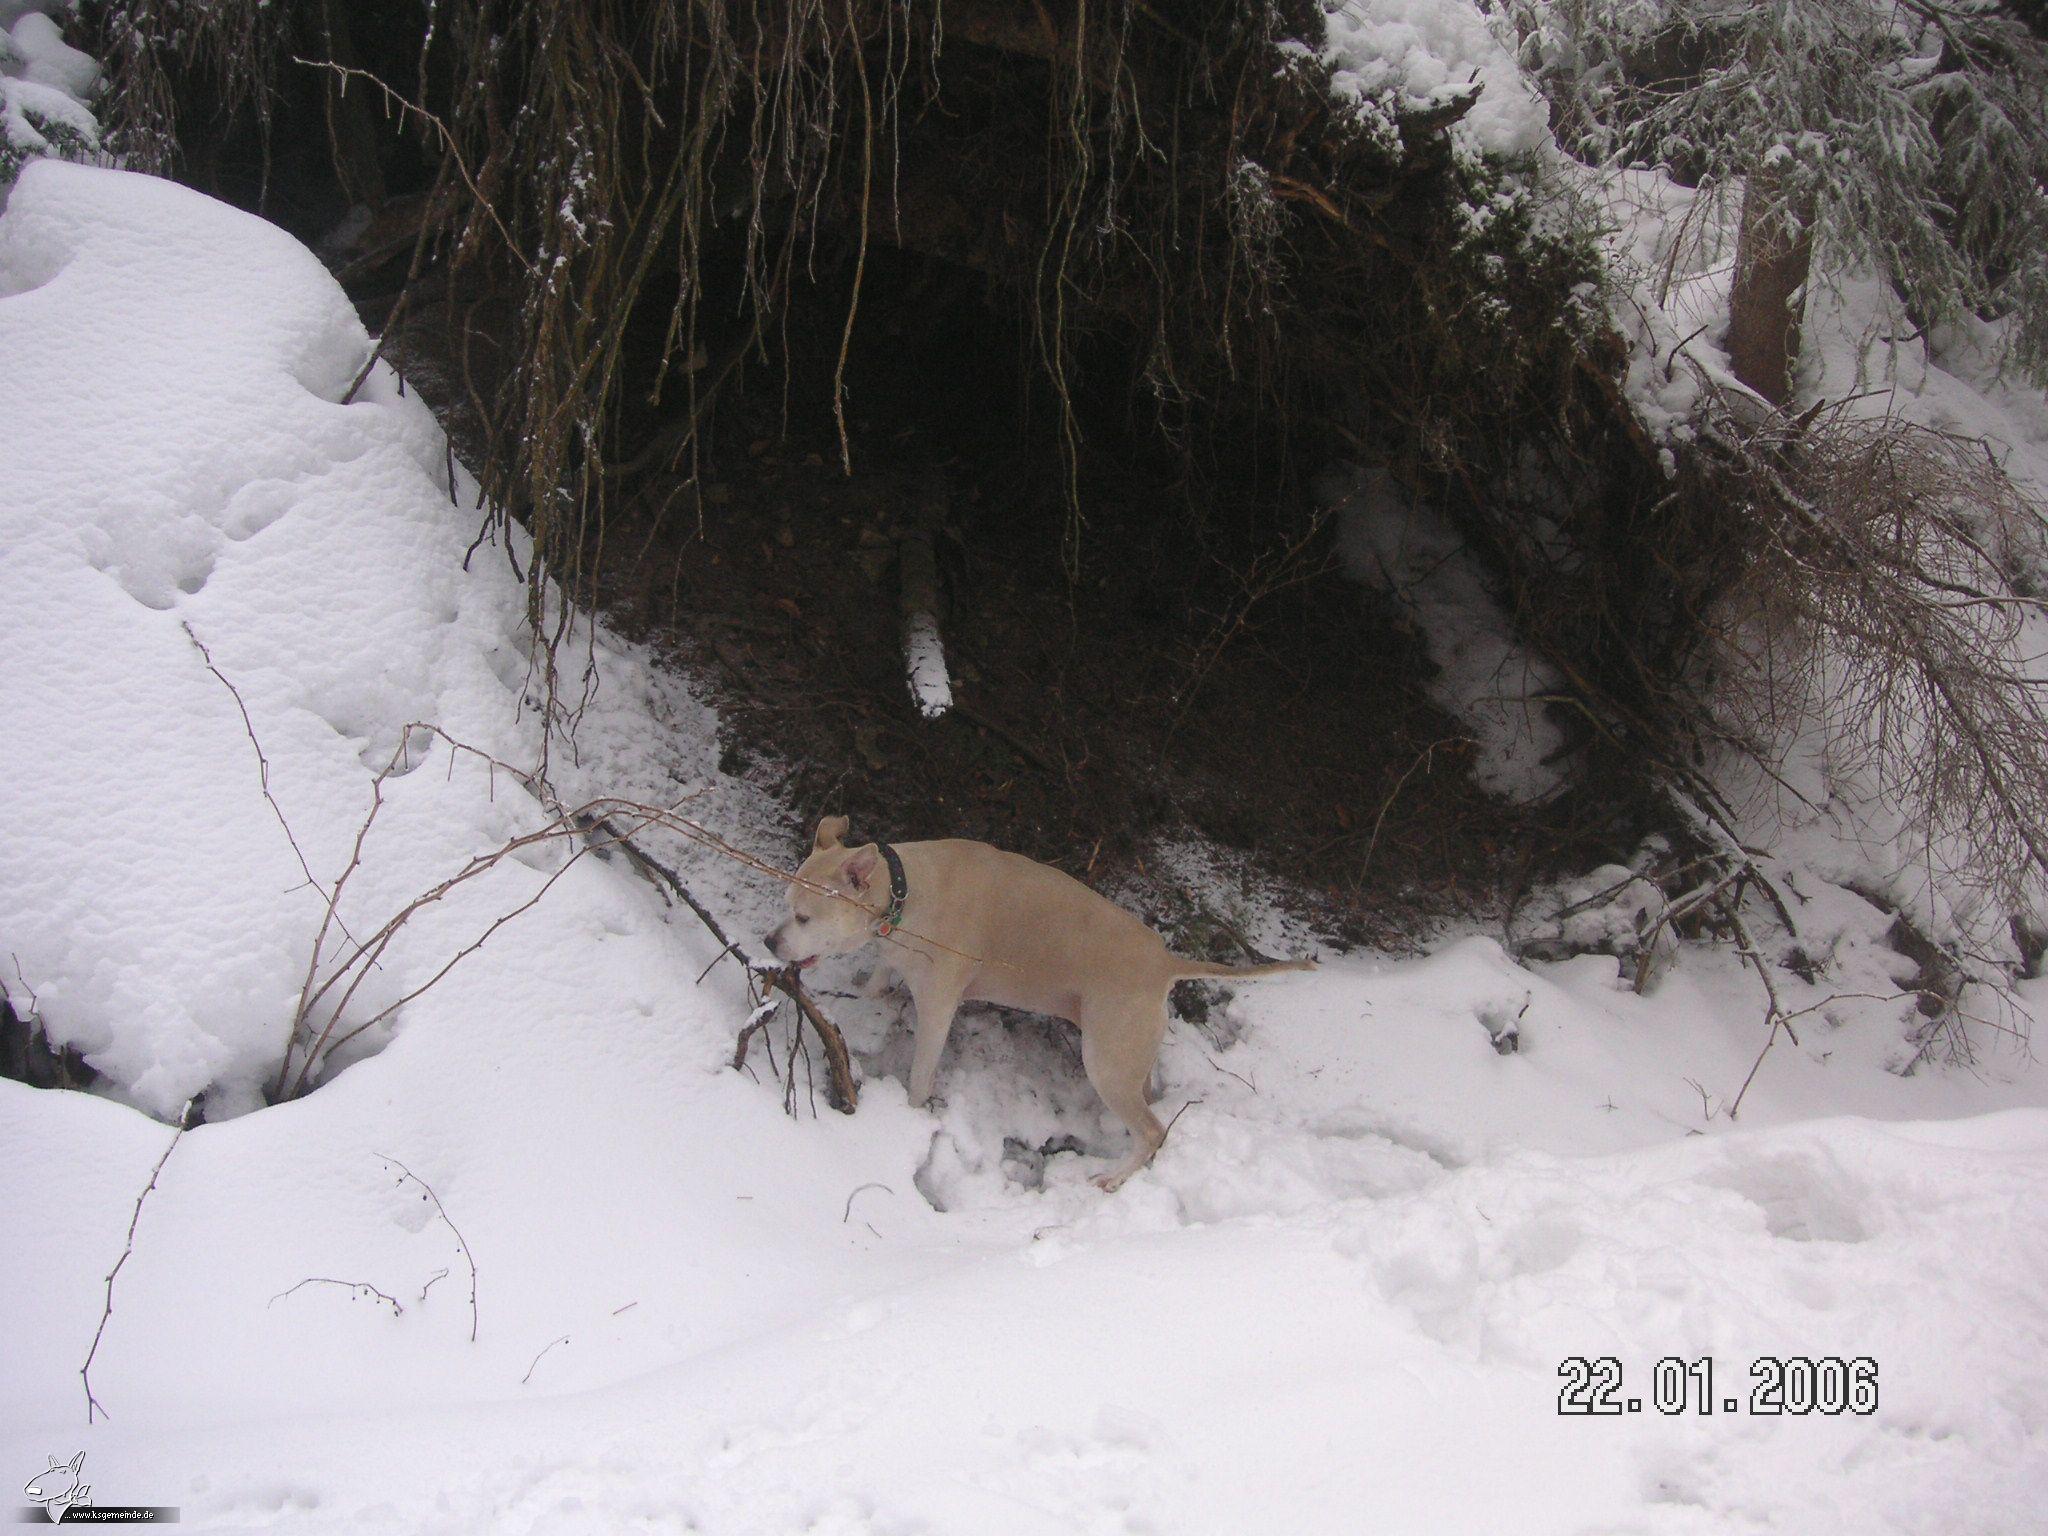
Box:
[1,4,98,184]
[5,153,2048,1536]
[903,611,953,719]
[7,10,94,100]
[1327,465,1568,802]
[1316,0,1551,158]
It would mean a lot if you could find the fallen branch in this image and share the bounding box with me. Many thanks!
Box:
[755,964,859,1113]
[273,732,698,1099]
[580,810,860,1115]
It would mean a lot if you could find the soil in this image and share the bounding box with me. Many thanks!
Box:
[370,251,1648,957]
[584,426,1623,954]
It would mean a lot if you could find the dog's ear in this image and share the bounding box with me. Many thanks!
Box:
[813,814,850,852]
[842,844,879,892]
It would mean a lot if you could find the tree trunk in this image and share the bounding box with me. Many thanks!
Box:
[1726,168,1813,410]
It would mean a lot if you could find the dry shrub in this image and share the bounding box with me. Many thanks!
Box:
[1698,403,2048,959]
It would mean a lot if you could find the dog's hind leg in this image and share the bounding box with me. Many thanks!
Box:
[1082,1006,1169,1191]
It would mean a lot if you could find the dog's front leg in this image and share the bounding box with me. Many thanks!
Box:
[905,971,967,1108]
[856,961,900,1000]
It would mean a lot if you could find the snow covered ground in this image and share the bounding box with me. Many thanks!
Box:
[5,160,2048,1534]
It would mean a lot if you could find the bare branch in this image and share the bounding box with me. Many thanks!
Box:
[81,1098,194,1423]
[268,1277,404,1317]
[377,1154,478,1343]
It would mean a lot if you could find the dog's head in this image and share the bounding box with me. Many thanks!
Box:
[763,814,884,968]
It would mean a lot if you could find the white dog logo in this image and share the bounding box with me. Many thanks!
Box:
[23,1452,90,1523]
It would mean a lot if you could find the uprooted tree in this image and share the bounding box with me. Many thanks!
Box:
[80,0,2048,999]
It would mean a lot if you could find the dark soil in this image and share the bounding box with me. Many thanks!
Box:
[367,248,1649,955]
[583,404,1628,950]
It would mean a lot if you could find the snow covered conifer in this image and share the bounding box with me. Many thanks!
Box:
[1,6,101,187]
[1497,0,2048,402]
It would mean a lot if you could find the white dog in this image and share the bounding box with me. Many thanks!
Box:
[767,816,1314,1189]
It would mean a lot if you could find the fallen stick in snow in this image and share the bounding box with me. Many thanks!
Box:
[749,964,859,1114]
[190,666,880,1115]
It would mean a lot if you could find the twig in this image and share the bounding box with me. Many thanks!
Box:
[732,997,777,1076]
[842,1182,893,1222]
[1722,900,1801,1120]
[1631,866,1748,992]
[291,58,528,274]
[1358,738,1469,888]
[278,766,697,1098]
[786,1013,812,1116]
[1205,1055,1256,1092]
[183,624,361,953]
[576,809,863,1114]
[521,1334,569,1386]
[758,965,859,1113]
[82,1099,194,1423]
[695,939,742,985]
[832,3,876,477]
[268,1277,404,1317]
[377,1154,478,1341]
[1681,1076,1717,1124]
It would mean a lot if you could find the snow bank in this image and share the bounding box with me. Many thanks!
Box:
[1,162,516,1114]
[6,924,2047,1532]
[0,160,743,1117]
[5,161,2048,1535]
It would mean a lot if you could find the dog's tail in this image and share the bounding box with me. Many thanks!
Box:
[1165,955,1317,982]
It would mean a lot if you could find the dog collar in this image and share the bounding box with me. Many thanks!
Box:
[876,842,908,936]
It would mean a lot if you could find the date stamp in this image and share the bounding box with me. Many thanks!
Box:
[1557,1356,1879,1416]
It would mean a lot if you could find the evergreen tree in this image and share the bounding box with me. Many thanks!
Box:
[1498,0,2048,403]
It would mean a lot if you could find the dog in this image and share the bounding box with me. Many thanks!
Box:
[765,816,1315,1190]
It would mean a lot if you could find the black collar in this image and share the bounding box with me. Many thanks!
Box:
[876,842,908,935]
